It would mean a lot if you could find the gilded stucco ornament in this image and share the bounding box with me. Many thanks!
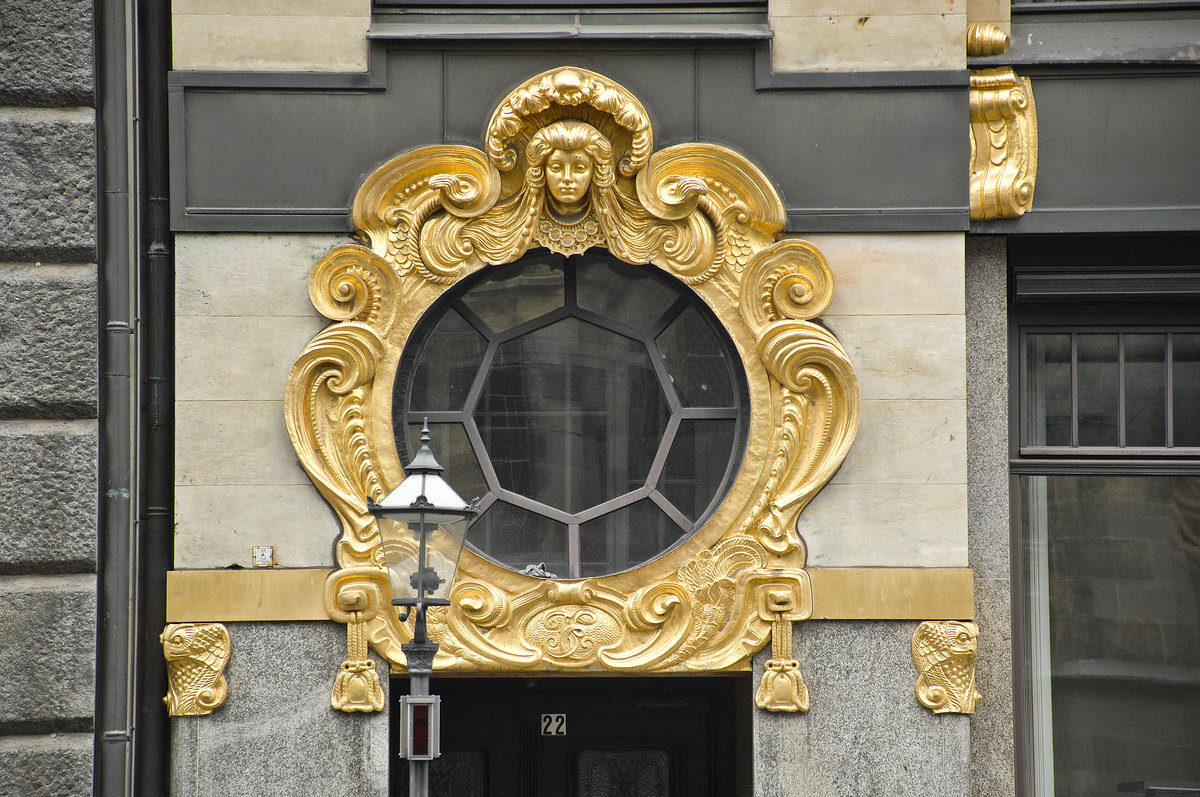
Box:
[912,620,982,714]
[283,67,859,710]
[966,23,1011,57]
[161,622,231,717]
[970,67,1038,220]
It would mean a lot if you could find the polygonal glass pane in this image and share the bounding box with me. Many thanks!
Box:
[475,317,668,513]
[467,501,568,578]
[660,419,737,522]
[579,499,684,577]
[461,257,564,333]
[576,253,677,332]
[656,306,735,407]
[407,310,487,412]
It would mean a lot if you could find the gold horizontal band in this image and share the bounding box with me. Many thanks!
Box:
[166,568,333,622]
[165,566,973,623]
[808,567,974,620]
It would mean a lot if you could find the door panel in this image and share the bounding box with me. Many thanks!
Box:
[393,676,743,797]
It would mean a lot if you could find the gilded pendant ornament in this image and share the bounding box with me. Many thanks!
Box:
[283,67,859,709]
[912,620,982,714]
[969,67,1038,220]
[161,622,231,717]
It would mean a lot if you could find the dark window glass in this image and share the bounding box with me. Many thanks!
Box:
[468,501,569,578]
[576,254,677,333]
[409,310,488,412]
[656,306,736,407]
[1077,334,1118,446]
[397,250,747,578]
[1124,334,1166,446]
[579,500,683,578]
[461,257,563,334]
[1022,329,1200,452]
[1021,475,1200,796]
[1174,334,1200,447]
[660,419,737,522]
[1026,334,1072,446]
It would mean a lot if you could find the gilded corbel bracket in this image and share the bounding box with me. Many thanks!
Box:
[755,587,811,712]
[161,622,231,717]
[912,620,982,714]
[285,67,859,690]
[969,68,1038,220]
[327,574,387,712]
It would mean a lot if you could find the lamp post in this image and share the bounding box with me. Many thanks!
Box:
[368,422,476,797]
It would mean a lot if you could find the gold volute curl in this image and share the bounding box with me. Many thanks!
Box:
[283,66,859,707]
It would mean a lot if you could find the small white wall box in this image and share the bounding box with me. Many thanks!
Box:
[398,696,441,760]
[252,546,274,567]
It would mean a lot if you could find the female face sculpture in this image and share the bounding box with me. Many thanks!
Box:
[545,149,593,211]
[527,120,613,217]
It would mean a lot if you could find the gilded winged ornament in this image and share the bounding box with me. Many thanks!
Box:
[284,67,859,705]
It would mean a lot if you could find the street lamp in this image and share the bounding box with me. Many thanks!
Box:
[368,421,476,797]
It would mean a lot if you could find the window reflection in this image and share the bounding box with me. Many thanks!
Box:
[1023,475,1200,795]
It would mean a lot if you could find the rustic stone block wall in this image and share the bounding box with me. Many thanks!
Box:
[0,0,99,791]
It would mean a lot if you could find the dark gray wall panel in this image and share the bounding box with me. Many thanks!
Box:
[698,51,966,223]
[974,71,1200,234]
[171,46,968,233]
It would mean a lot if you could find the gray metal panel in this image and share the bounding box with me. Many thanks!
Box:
[171,46,971,233]
[698,50,967,220]
[972,70,1200,234]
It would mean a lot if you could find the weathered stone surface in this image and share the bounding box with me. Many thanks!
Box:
[0,0,94,106]
[0,265,97,419]
[965,236,1016,796]
[0,733,94,797]
[171,622,389,797]
[0,421,98,573]
[0,575,97,728]
[0,108,96,262]
[753,621,969,797]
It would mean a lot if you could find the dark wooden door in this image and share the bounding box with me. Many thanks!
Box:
[393,676,743,797]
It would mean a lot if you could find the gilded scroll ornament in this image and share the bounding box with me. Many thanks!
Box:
[969,68,1038,220]
[912,621,982,714]
[284,67,859,694]
[161,623,231,717]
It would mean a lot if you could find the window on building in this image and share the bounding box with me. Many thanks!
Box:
[394,249,748,579]
[1012,240,1200,796]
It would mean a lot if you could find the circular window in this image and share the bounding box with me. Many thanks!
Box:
[395,250,748,579]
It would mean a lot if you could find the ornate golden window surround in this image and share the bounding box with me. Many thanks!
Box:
[283,67,860,711]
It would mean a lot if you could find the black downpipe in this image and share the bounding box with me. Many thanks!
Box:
[95,0,138,792]
[134,0,173,792]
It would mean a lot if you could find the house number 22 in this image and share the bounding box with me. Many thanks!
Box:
[541,714,567,736]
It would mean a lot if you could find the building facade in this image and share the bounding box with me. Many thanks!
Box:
[1,1,1198,795]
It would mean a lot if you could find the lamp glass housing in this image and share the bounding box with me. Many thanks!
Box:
[373,468,473,605]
